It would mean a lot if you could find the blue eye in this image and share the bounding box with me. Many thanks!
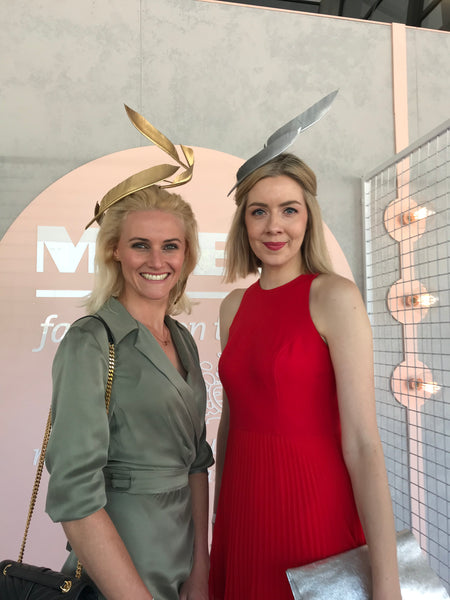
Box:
[163,243,180,251]
[284,206,298,215]
[251,208,265,216]
[131,242,148,249]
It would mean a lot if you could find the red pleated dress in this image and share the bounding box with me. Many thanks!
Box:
[209,274,365,599]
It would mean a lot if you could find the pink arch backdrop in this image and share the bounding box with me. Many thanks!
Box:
[0,145,353,567]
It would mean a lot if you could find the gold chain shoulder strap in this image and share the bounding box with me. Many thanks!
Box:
[18,314,115,581]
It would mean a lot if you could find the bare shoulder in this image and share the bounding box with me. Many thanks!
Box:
[311,273,364,308]
[220,288,246,327]
[310,274,369,340]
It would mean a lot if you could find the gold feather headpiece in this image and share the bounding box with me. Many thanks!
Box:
[85,105,194,228]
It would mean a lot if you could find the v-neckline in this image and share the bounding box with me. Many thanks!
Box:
[164,317,189,382]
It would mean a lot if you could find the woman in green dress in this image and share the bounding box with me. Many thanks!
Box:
[45,108,213,600]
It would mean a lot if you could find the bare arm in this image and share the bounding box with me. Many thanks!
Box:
[311,275,401,600]
[213,390,229,515]
[62,508,153,600]
[213,289,245,515]
[179,472,210,599]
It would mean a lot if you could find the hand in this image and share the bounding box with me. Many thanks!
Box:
[372,581,402,600]
[179,566,208,600]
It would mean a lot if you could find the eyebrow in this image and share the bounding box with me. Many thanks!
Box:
[129,237,183,243]
[246,200,303,208]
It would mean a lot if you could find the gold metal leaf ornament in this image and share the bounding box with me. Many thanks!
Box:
[85,105,194,228]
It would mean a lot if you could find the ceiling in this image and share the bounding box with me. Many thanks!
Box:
[222,0,450,31]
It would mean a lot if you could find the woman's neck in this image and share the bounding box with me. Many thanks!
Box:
[259,263,306,290]
[117,294,168,333]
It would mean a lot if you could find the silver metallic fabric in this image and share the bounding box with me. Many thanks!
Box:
[228,89,338,195]
[286,530,449,599]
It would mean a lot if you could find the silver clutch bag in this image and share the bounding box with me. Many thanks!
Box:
[286,530,449,599]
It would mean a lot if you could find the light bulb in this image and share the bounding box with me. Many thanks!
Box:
[404,293,438,308]
[408,378,440,394]
[401,207,435,225]
[422,382,441,394]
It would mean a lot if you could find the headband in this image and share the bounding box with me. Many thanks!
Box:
[228,89,338,197]
[85,105,194,228]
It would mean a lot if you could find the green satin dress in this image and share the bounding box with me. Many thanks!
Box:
[45,297,214,600]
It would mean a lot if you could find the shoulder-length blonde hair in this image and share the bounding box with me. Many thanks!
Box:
[224,153,333,282]
[86,186,199,315]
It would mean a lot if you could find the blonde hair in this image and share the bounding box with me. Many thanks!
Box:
[224,153,333,282]
[86,186,199,315]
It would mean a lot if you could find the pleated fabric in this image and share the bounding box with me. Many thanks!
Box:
[209,274,365,600]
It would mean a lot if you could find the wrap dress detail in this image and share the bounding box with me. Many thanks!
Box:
[209,273,365,599]
[46,297,214,600]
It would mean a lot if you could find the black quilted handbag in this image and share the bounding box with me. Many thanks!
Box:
[0,560,97,599]
[0,315,115,600]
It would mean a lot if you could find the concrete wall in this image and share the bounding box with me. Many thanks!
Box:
[2,0,449,290]
[407,25,450,142]
[1,0,449,577]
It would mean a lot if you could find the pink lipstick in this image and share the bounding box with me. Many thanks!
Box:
[263,242,286,251]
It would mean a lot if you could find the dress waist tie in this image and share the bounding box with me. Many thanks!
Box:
[104,466,190,494]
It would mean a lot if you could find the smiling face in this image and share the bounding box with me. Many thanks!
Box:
[244,175,308,285]
[113,210,186,312]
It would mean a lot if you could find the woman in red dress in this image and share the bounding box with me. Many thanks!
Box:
[209,153,401,600]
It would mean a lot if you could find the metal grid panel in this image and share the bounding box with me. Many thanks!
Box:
[363,120,450,588]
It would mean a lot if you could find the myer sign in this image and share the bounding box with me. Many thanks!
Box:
[36,226,227,298]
